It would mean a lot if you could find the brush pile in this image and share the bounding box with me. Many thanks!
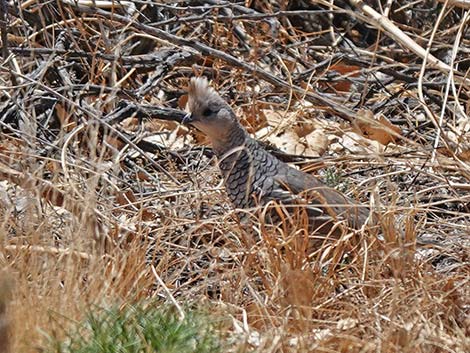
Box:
[0,1,468,352]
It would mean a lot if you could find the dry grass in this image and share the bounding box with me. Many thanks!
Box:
[0,1,469,352]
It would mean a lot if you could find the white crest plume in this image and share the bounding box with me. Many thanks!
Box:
[187,77,223,112]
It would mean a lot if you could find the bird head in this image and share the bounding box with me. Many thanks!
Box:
[184,77,239,143]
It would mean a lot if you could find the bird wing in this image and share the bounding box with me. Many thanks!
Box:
[264,182,325,219]
[271,165,369,229]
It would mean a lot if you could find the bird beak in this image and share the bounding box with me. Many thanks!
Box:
[182,112,193,125]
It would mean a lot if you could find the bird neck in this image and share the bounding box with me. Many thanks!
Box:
[211,122,248,157]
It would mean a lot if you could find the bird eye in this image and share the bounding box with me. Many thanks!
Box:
[202,108,212,117]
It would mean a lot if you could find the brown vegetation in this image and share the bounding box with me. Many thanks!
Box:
[0,1,468,352]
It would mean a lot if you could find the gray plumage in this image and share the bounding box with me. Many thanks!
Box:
[184,77,369,235]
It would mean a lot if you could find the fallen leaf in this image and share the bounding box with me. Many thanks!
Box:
[332,131,384,154]
[178,94,188,109]
[319,62,361,92]
[263,109,283,127]
[293,122,316,138]
[242,105,267,133]
[303,129,328,156]
[268,130,304,155]
[141,208,155,221]
[116,190,137,207]
[458,149,470,161]
[121,117,139,131]
[354,109,402,145]
[136,171,150,181]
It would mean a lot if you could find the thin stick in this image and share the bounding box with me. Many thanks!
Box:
[151,265,185,321]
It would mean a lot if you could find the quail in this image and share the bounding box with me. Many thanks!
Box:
[183,77,370,237]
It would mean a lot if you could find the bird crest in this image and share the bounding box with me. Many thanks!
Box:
[187,77,223,112]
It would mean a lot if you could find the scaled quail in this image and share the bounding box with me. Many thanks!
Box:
[183,77,370,236]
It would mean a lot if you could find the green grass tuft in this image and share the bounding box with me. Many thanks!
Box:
[45,303,221,353]
[324,168,350,192]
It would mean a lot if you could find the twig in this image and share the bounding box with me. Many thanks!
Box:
[348,0,461,78]
[0,0,8,60]
[4,244,93,260]
[103,101,186,125]
[0,0,17,86]
[0,157,142,250]
[437,0,470,8]
[9,47,194,68]
[151,265,185,321]
[0,160,103,237]
[71,5,359,121]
